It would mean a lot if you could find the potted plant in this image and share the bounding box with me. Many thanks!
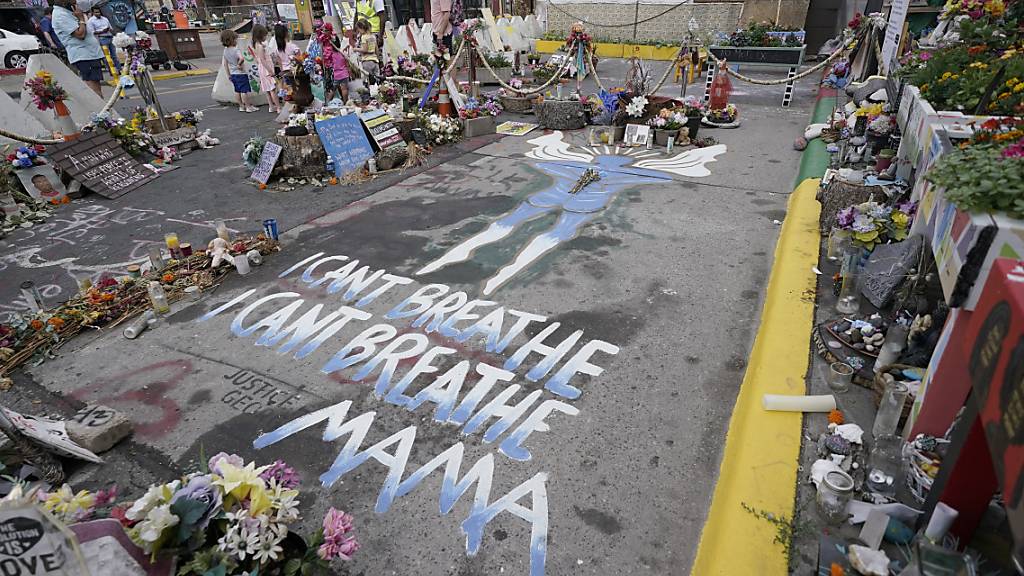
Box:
[460,95,503,137]
[527,52,541,65]
[648,108,685,146]
[681,95,704,139]
[482,52,513,85]
[499,78,534,114]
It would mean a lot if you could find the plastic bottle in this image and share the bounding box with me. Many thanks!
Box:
[147,281,170,315]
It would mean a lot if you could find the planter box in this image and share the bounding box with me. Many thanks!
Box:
[482,67,513,85]
[707,45,805,66]
[463,116,496,137]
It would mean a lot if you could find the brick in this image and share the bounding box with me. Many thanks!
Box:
[66,405,132,454]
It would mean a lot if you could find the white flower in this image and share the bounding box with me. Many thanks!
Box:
[126,480,179,521]
[134,31,150,42]
[113,32,134,49]
[626,96,648,117]
[137,504,179,543]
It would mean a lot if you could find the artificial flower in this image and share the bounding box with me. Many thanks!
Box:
[625,96,648,117]
[208,452,244,475]
[137,504,179,544]
[213,461,270,501]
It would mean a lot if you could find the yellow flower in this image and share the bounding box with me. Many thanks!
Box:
[1015,83,1024,93]
[941,72,953,80]
[1008,78,1020,87]
[213,461,269,501]
[986,0,1005,16]
[247,484,272,516]
[43,484,95,520]
[35,71,52,82]
[921,83,930,92]
[1002,48,1019,60]
[969,62,988,69]
[891,211,909,227]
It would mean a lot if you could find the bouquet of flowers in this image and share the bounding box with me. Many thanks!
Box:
[459,95,503,119]
[419,113,462,145]
[647,107,685,130]
[243,137,267,169]
[173,109,204,127]
[566,21,592,48]
[24,71,67,112]
[378,81,401,105]
[836,200,917,249]
[681,95,704,117]
[706,103,738,123]
[625,95,648,117]
[6,145,46,169]
[110,454,358,575]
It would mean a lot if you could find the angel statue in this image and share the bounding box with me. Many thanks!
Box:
[417,131,726,295]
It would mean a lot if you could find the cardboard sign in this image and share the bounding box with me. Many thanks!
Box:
[149,126,197,149]
[881,0,910,74]
[0,506,88,576]
[1,408,102,463]
[315,115,375,177]
[48,131,157,199]
[496,121,538,136]
[359,110,403,150]
[250,141,283,184]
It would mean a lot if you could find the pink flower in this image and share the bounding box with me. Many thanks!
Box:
[259,460,301,489]
[208,452,244,475]
[920,51,932,61]
[94,486,118,507]
[318,507,359,561]
[1001,139,1024,158]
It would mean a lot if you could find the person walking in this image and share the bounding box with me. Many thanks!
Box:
[39,8,65,58]
[88,7,120,74]
[355,19,379,85]
[250,24,280,113]
[51,0,105,97]
[221,30,256,112]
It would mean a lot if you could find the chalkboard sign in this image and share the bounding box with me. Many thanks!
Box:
[48,131,158,199]
[860,235,922,308]
[250,141,283,184]
[708,46,805,66]
[315,115,375,177]
[359,109,404,150]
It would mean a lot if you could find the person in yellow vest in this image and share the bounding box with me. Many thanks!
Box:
[354,0,386,46]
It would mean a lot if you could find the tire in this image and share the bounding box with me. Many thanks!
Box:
[151,63,160,70]
[163,63,171,70]
[4,51,28,69]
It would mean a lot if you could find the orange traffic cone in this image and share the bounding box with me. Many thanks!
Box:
[438,84,452,118]
[54,100,79,141]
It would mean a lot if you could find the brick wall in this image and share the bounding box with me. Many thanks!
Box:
[546,2,744,43]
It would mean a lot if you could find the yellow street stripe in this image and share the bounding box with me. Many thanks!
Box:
[691,178,821,575]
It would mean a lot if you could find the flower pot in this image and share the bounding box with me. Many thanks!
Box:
[463,116,496,137]
[686,115,701,139]
[483,66,513,86]
[875,149,895,172]
[654,128,678,146]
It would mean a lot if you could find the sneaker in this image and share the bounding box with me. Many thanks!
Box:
[245,106,258,113]
[238,106,246,112]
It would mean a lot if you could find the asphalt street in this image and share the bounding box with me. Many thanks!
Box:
[2,59,818,575]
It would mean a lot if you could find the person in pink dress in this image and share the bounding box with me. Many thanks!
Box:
[328,36,350,103]
[250,24,280,113]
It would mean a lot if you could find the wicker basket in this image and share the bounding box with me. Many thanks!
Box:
[820,127,841,143]
[500,94,534,114]
[872,363,920,427]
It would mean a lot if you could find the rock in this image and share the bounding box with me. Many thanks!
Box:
[849,544,890,576]
[854,342,866,350]
[861,325,874,336]
[834,423,864,444]
[866,344,875,352]
[851,329,864,343]
[836,321,851,332]
[825,434,852,455]
[793,137,807,150]
[66,405,132,454]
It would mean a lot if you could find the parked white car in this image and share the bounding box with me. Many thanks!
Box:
[0,28,40,69]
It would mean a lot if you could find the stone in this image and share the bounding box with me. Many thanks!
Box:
[848,544,890,576]
[66,405,132,454]
[824,434,852,455]
[861,235,924,308]
[793,137,807,151]
[854,343,866,350]
[850,329,864,343]
[836,320,852,332]
[866,344,875,352]
[850,136,866,146]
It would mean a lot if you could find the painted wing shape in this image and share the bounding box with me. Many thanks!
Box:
[525,131,594,163]
[631,144,727,177]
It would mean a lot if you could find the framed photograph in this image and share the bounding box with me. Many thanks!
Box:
[15,164,67,203]
[624,123,650,147]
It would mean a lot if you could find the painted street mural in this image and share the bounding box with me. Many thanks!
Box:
[418,131,727,294]
[197,253,621,576]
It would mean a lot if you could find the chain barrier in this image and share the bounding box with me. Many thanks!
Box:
[546,0,687,29]
[474,41,576,95]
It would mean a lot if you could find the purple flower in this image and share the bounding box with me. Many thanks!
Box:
[259,460,301,489]
[837,206,856,227]
[171,475,222,531]
[208,452,244,475]
[895,200,919,215]
[852,214,876,233]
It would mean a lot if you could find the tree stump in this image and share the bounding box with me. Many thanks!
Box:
[534,100,586,130]
[817,178,879,236]
[376,145,409,171]
[272,133,327,178]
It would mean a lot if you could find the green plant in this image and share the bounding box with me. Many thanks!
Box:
[483,52,512,68]
[926,139,1024,218]
[741,502,813,558]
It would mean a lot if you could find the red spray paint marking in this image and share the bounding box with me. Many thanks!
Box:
[72,359,192,438]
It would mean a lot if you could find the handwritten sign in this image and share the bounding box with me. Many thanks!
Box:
[861,235,922,308]
[250,141,283,184]
[150,125,197,149]
[359,109,404,150]
[48,131,157,199]
[881,0,910,74]
[315,115,375,177]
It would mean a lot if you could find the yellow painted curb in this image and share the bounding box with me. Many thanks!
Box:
[691,178,821,575]
[151,68,213,81]
[535,40,679,60]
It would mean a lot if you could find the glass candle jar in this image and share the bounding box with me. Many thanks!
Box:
[873,380,909,438]
[827,362,855,393]
[867,434,905,497]
[836,253,861,314]
[148,245,164,272]
[827,228,854,261]
[147,281,170,315]
[816,470,854,524]
[164,232,181,258]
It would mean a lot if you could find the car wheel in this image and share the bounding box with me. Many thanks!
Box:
[4,52,29,69]
[163,63,171,70]
[151,63,160,70]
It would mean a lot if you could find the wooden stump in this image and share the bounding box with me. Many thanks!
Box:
[534,100,586,130]
[817,178,880,236]
[272,133,327,178]
[376,145,409,171]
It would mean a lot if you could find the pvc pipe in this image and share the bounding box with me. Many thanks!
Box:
[925,502,958,541]
[762,394,837,413]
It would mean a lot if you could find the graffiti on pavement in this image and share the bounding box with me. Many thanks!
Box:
[417,131,727,294]
[71,359,193,438]
[198,252,621,576]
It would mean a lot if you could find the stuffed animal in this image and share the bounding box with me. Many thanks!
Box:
[206,237,232,267]
[195,130,220,148]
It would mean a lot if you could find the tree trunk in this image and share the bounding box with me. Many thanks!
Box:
[272,133,328,178]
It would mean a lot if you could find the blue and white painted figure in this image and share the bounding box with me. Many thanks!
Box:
[417,131,727,294]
